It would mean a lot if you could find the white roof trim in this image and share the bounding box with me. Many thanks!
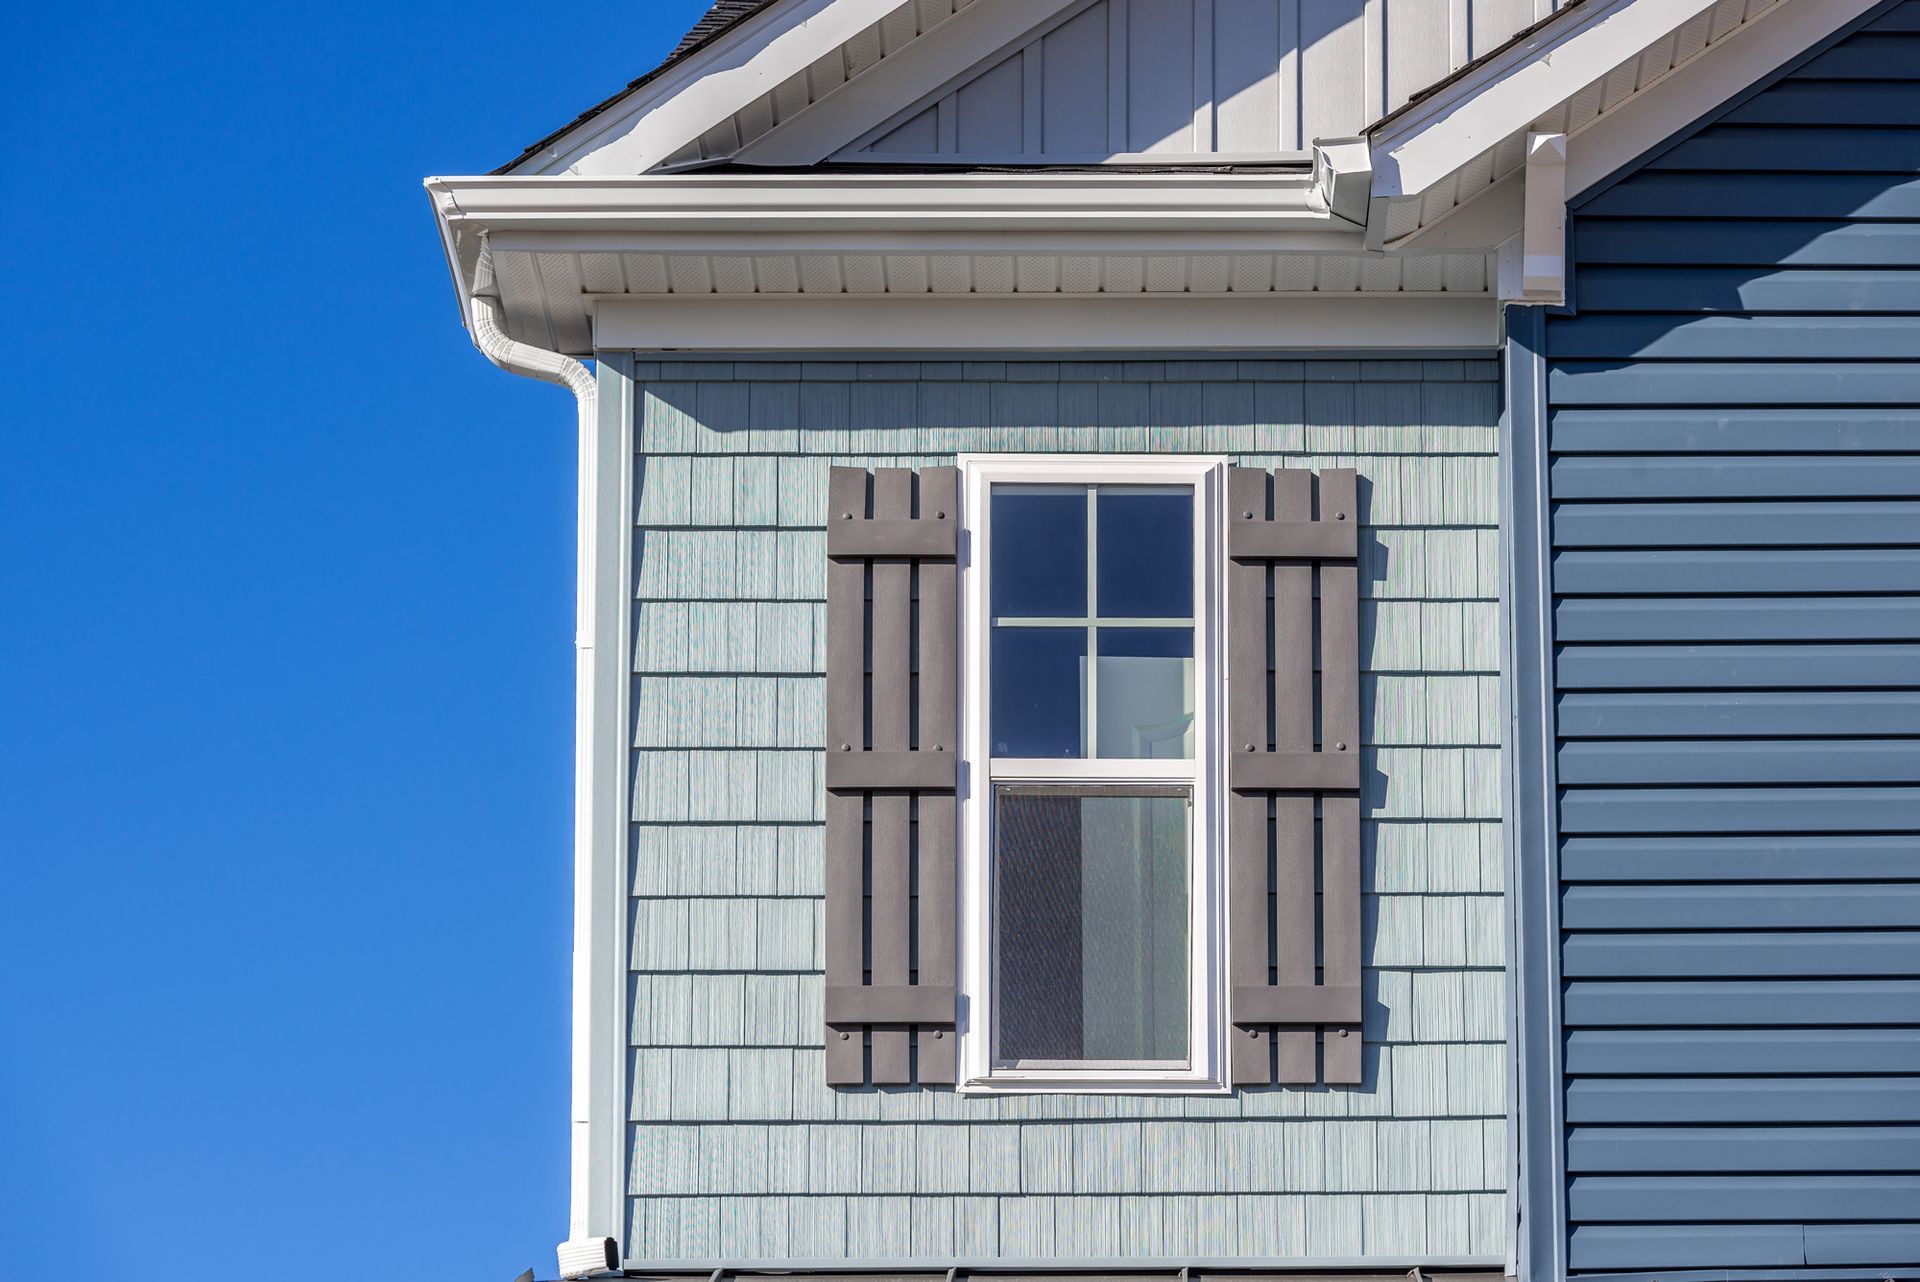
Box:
[514,0,911,176]
[1363,0,1865,251]
[1370,0,1725,200]
[1562,0,1886,199]
[432,172,1332,235]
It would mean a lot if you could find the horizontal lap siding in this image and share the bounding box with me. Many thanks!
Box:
[623,355,1504,1263]
[1544,7,1920,1273]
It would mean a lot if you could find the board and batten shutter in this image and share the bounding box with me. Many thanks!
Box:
[822,465,960,1086]
[1227,466,1365,1086]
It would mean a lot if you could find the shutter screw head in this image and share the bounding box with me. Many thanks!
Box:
[1241,510,1253,519]
[1337,1029,1349,1039]
[934,1030,944,1040]
[1243,743,1255,752]
[932,744,943,752]
[839,1031,850,1041]
[1335,511,1347,521]
[840,511,852,520]
[840,743,851,752]
[1248,1028,1259,1039]
[936,510,946,519]
[1337,742,1348,752]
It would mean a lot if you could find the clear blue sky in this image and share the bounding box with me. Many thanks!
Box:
[0,3,709,1276]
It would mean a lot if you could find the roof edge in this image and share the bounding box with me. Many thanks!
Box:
[492,0,783,176]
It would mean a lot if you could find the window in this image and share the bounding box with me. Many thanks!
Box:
[957,456,1226,1092]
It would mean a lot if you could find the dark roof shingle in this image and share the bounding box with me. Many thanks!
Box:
[666,1,773,61]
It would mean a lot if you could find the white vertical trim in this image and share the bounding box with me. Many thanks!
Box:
[606,359,636,1253]
[1022,41,1046,153]
[1279,0,1302,153]
[1364,0,1388,122]
[1193,0,1216,152]
[937,92,960,154]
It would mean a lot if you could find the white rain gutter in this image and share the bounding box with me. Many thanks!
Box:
[465,274,619,1280]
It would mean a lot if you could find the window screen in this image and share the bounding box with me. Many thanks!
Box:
[992,786,1190,1067]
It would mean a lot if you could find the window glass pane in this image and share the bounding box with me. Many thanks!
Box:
[991,627,1086,757]
[992,488,1087,618]
[1095,627,1194,759]
[1096,489,1192,619]
[994,787,1189,1066]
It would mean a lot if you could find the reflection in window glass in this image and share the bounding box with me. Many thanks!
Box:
[994,787,1189,1066]
[1095,628,1194,759]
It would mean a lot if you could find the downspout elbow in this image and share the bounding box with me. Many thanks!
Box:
[469,290,597,405]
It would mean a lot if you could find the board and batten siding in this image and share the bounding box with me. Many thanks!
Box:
[850,0,1566,162]
[617,355,1506,1263]
[1530,3,1920,1273]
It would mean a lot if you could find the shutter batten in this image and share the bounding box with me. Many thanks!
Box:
[1227,466,1366,1088]
[822,465,960,1087]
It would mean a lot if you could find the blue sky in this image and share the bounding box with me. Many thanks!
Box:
[0,3,709,1276]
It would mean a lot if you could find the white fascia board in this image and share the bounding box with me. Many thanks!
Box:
[732,0,1087,167]
[485,228,1370,257]
[593,294,1499,351]
[1564,0,1887,198]
[513,0,906,176]
[1371,0,1722,200]
[429,172,1333,237]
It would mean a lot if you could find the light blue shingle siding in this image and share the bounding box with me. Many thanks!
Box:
[1525,5,1920,1274]
[623,355,1504,1262]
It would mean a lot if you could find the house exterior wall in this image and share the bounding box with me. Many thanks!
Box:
[616,353,1507,1264]
[1518,3,1920,1273]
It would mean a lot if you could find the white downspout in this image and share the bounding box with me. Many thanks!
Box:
[466,288,619,1279]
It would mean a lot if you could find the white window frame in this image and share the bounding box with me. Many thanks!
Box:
[955,454,1229,1094]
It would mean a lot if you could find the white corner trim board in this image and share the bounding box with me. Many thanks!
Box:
[591,294,1500,351]
[1371,0,1723,201]
[517,0,906,176]
[1520,133,1566,305]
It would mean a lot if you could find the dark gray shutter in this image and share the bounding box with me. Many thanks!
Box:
[1227,466,1364,1086]
[823,466,959,1087]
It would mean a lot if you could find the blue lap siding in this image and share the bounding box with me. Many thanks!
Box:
[1527,3,1920,1275]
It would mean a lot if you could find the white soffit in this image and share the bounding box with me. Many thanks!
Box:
[1368,0,1796,249]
